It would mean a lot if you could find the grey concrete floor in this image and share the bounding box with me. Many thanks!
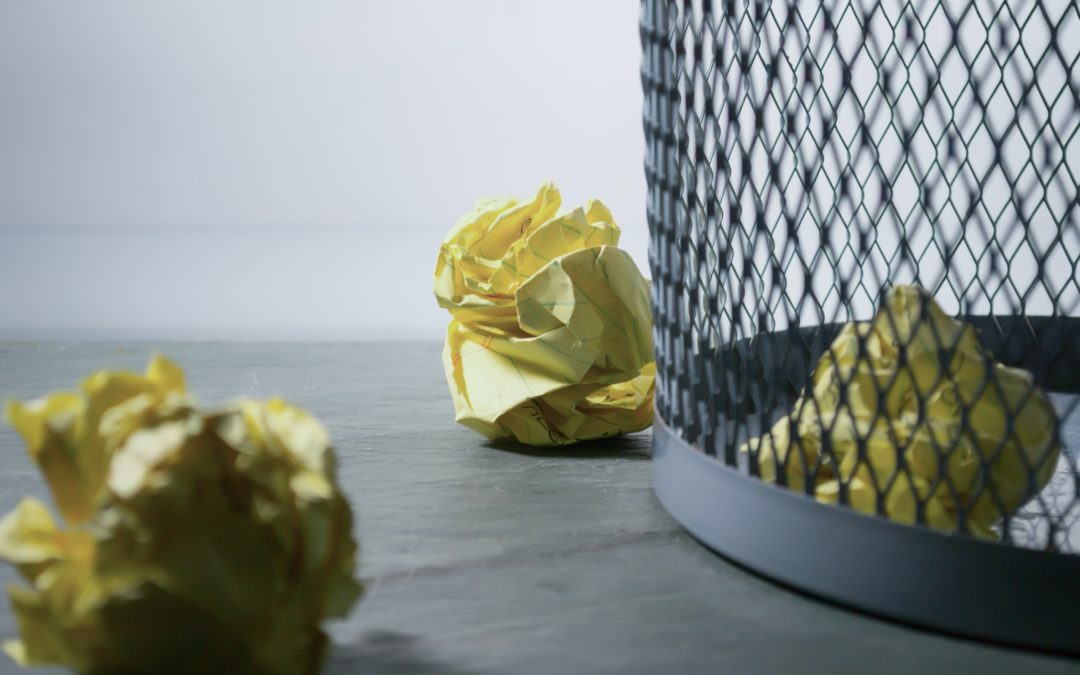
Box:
[0,342,1077,675]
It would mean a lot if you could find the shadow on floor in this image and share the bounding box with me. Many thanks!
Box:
[484,433,652,460]
[327,631,487,675]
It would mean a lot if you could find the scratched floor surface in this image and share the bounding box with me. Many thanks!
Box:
[0,342,1075,674]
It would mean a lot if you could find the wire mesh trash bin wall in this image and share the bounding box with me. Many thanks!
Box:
[642,0,1080,653]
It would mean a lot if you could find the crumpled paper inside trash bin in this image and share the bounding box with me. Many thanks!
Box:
[741,285,1060,538]
[1,355,362,675]
[434,182,655,445]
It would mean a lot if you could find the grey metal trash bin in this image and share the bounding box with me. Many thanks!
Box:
[641,0,1080,654]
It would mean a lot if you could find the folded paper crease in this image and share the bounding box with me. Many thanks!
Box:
[435,182,655,445]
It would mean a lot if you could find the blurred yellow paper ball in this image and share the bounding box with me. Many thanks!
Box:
[1,355,362,675]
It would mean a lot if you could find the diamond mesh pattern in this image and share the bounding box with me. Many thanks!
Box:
[642,0,1080,551]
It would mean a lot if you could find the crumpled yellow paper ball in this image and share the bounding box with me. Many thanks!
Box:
[434,181,655,445]
[741,285,1060,538]
[1,355,361,674]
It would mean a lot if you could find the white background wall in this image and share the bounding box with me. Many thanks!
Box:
[0,1,647,341]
